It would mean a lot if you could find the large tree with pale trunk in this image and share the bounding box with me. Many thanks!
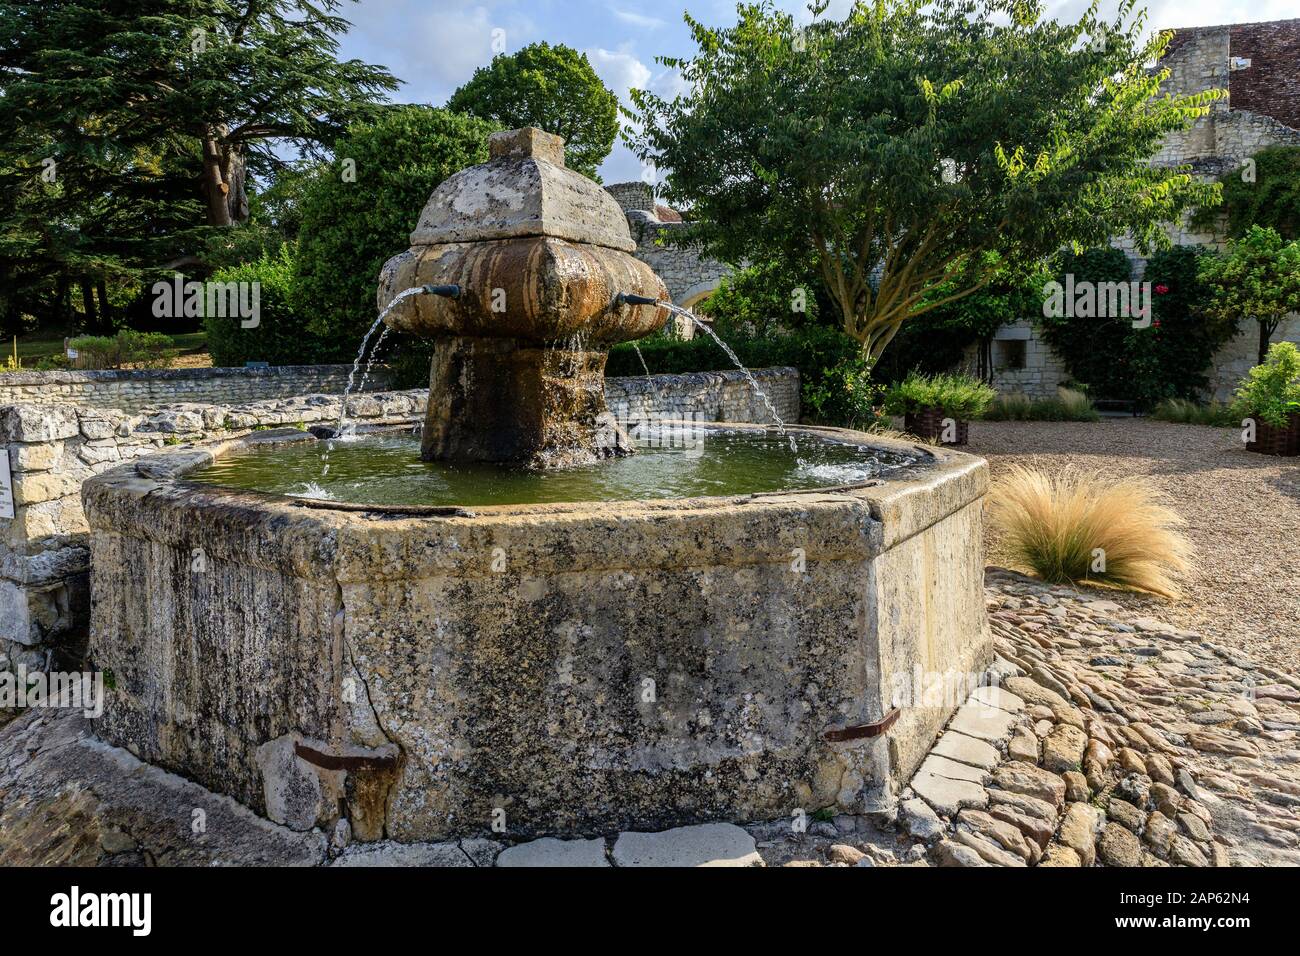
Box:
[629,0,1224,366]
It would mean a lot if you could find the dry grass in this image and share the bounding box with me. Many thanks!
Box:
[988,464,1193,597]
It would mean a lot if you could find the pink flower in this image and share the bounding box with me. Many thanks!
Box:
[1155,284,1169,294]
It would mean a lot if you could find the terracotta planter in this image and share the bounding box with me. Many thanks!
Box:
[1245,412,1300,456]
[905,406,969,446]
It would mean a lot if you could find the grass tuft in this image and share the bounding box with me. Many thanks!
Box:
[988,464,1192,598]
[1150,397,1240,427]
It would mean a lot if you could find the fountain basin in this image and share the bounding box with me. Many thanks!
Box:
[83,424,990,841]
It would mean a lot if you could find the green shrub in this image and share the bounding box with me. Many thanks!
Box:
[882,372,995,420]
[293,106,498,358]
[204,247,325,367]
[1234,341,1300,428]
[67,330,177,369]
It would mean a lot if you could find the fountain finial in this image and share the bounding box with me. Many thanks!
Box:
[488,127,566,167]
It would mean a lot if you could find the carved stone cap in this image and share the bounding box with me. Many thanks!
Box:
[489,127,565,167]
[408,128,635,252]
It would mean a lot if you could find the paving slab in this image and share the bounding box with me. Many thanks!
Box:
[497,837,609,867]
[969,685,1026,714]
[947,701,1019,743]
[911,771,989,818]
[931,730,1001,771]
[611,823,763,867]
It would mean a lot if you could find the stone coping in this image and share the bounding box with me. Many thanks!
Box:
[0,364,358,387]
[82,422,987,583]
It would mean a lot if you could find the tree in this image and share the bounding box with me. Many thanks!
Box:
[293,106,499,357]
[448,42,619,180]
[628,0,1222,367]
[1192,146,1300,241]
[0,0,397,227]
[1200,225,1300,366]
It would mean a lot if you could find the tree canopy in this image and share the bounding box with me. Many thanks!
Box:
[448,42,619,180]
[1200,225,1300,366]
[628,0,1223,366]
[0,0,396,329]
[293,106,498,354]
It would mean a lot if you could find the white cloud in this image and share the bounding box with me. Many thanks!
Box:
[612,8,667,30]
[585,46,654,97]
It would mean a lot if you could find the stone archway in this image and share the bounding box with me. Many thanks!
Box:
[673,279,725,339]
[679,279,723,311]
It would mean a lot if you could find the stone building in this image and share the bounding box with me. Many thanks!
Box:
[975,17,1300,401]
[605,181,732,337]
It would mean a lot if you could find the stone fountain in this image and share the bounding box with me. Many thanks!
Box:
[81,128,991,843]
[377,127,669,468]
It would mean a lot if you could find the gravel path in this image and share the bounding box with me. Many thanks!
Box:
[962,419,1300,673]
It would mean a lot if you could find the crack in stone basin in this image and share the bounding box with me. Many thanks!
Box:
[184,426,921,508]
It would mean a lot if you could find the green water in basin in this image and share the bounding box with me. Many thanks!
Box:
[186,428,918,507]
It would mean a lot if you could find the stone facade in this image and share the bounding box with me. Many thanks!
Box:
[986,19,1300,402]
[0,368,799,676]
[0,365,369,412]
[605,182,733,335]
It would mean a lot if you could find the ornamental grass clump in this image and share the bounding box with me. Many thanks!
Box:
[988,465,1192,598]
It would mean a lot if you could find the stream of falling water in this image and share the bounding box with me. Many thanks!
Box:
[657,302,797,453]
[323,286,425,476]
[631,342,652,378]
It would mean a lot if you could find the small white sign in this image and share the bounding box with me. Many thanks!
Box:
[66,348,78,360]
[0,451,14,520]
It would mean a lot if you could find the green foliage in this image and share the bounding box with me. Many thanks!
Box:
[1150,398,1240,427]
[882,372,996,421]
[699,258,829,339]
[66,330,177,369]
[1192,146,1300,240]
[447,42,618,180]
[0,0,398,327]
[204,247,322,367]
[801,356,884,429]
[1036,246,1135,398]
[1038,245,1236,404]
[984,388,1100,422]
[629,0,1221,365]
[1234,341,1300,428]
[1200,226,1300,366]
[1143,245,1239,398]
[292,106,498,357]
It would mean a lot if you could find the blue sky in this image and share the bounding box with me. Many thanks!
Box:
[332,0,1299,184]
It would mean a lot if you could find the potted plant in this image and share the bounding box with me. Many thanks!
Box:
[884,372,996,445]
[1234,341,1300,456]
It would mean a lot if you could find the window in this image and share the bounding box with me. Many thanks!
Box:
[996,339,1027,370]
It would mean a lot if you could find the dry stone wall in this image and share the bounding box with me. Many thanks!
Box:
[0,365,367,412]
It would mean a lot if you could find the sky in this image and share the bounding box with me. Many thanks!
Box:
[332,0,1300,184]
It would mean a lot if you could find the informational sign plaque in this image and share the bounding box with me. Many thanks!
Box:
[0,451,13,520]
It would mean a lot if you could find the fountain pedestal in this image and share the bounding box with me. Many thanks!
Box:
[378,128,669,467]
[422,337,626,465]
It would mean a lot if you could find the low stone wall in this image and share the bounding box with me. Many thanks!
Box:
[0,367,800,673]
[0,365,373,412]
[606,367,800,426]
